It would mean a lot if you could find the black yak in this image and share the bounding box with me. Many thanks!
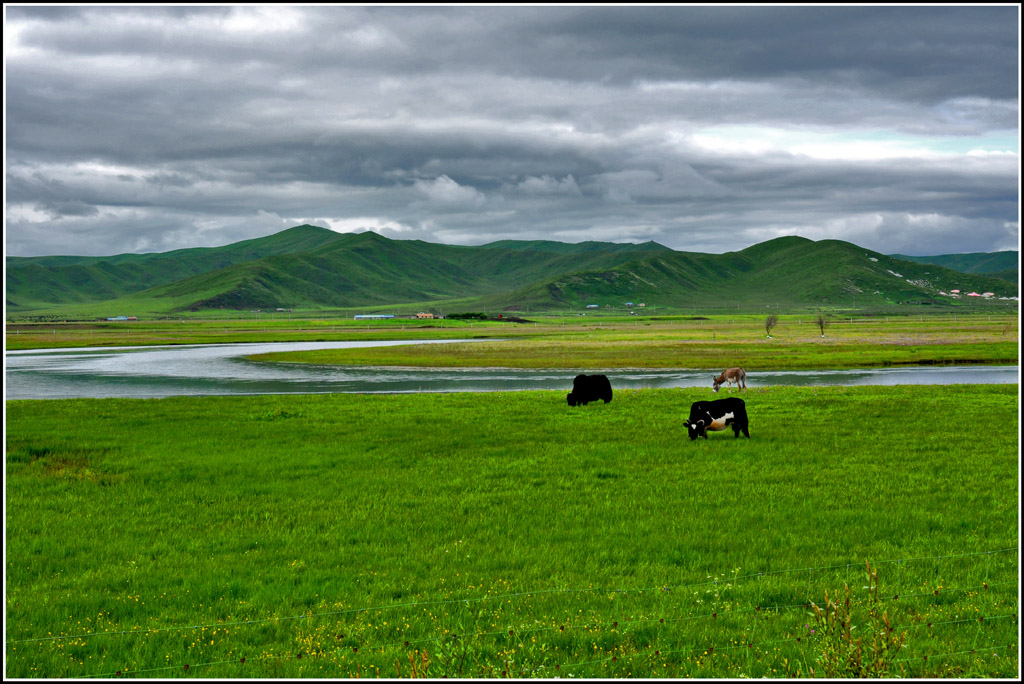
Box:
[567,374,613,406]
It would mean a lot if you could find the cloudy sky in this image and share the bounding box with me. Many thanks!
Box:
[4,5,1020,258]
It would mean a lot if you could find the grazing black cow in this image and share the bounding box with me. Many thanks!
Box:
[684,397,750,440]
[567,374,613,406]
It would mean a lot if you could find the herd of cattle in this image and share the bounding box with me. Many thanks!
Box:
[567,367,750,441]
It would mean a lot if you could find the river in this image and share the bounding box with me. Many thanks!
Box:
[4,339,1019,400]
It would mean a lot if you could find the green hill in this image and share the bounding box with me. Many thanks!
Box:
[5,225,344,310]
[133,232,676,312]
[6,226,1018,317]
[481,239,671,256]
[480,236,1017,311]
[889,251,1018,285]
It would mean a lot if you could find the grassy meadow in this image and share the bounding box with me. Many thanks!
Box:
[5,385,1019,678]
[246,313,1019,370]
[5,314,1020,370]
[4,316,502,352]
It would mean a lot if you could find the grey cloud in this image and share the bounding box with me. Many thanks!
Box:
[38,199,100,219]
[538,6,1018,100]
[413,175,487,209]
[591,160,729,203]
[146,173,194,188]
[504,175,583,197]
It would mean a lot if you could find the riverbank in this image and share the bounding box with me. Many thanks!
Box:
[245,314,1019,370]
[6,313,1018,360]
[4,318,498,351]
[250,337,1020,370]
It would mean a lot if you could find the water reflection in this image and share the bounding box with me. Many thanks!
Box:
[5,340,1019,400]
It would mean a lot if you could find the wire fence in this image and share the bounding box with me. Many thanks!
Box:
[7,547,1018,678]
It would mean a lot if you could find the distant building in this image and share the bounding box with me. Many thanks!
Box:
[586,304,599,309]
[415,312,435,319]
[353,314,395,320]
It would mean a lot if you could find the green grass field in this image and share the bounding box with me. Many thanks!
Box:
[3,316,503,352]
[5,314,1019,372]
[247,314,1019,370]
[5,386,1019,678]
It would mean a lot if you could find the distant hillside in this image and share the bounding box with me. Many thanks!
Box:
[122,232,680,312]
[6,226,1018,316]
[890,251,1018,284]
[481,239,671,256]
[5,225,345,309]
[483,236,1018,311]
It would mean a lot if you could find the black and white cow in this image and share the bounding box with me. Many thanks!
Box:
[684,397,750,440]
[567,374,613,406]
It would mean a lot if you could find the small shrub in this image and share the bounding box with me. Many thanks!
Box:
[816,312,830,338]
[808,562,906,678]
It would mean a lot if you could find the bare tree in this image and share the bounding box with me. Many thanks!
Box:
[816,311,830,338]
[765,314,778,338]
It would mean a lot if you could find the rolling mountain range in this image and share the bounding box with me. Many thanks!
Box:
[6,225,1018,316]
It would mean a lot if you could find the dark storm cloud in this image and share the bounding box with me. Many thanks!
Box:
[391,6,1019,103]
[4,5,1019,258]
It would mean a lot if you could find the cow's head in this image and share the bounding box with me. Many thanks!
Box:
[566,392,578,407]
[684,418,705,440]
